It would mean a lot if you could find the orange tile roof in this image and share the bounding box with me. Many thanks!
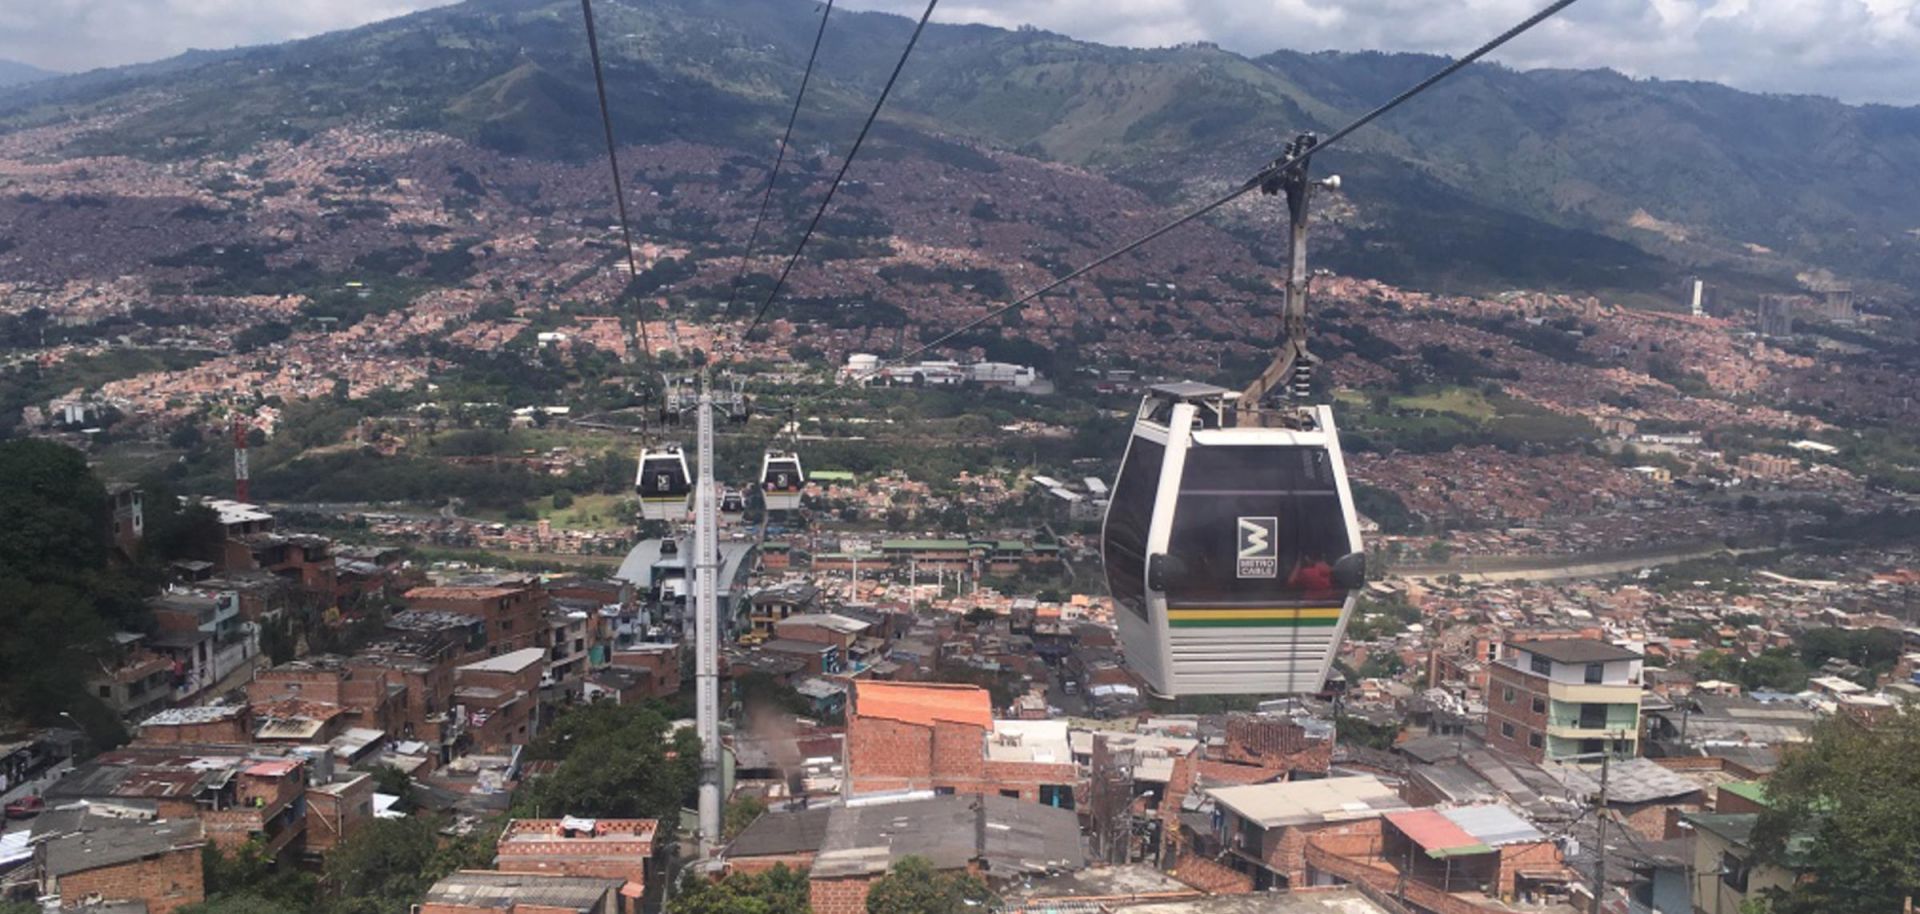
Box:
[854,681,992,730]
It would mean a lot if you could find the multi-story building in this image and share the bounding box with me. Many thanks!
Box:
[454,648,547,752]
[1486,639,1643,761]
[405,578,549,657]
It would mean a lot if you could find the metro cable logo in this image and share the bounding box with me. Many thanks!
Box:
[1237,516,1278,579]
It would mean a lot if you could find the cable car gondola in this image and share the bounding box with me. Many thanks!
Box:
[719,487,746,523]
[760,451,805,512]
[1102,383,1364,698]
[636,445,692,521]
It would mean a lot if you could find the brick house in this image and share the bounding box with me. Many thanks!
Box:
[405,579,550,657]
[248,655,407,737]
[351,631,466,755]
[134,706,253,745]
[608,643,681,699]
[39,818,206,914]
[454,647,547,751]
[845,681,1075,806]
[199,758,308,853]
[1199,775,1411,890]
[303,772,377,856]
[1303,806,1578,914]
[494,818,658,899]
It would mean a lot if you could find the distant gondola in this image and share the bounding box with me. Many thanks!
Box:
[760,451,805,512]
[719,487,746,522]
[1102,382,1365,698]
[636,445,692,521]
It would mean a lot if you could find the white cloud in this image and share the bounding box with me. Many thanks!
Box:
[843,0,1920,104]
[1,0,1915,105]
[0,0,459,75]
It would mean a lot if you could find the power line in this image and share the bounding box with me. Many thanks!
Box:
[740,0,940,341]
[857,0,1583,380]
[579,0,654,361]
[722,0,837,318]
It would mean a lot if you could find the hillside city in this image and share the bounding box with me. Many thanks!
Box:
[3,2,1920,914]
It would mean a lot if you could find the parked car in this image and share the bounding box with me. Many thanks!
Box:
[4,795,45,819]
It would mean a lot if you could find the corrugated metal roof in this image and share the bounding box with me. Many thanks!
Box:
[1441,804,1545,847]
[1386,809,1491,858]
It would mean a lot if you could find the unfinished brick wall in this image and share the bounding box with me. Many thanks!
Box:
[808,874,875,914]
[1493,840,1568,897]
[1171,851,1253,894]
[847,716,936,792]
[1222,715,1332,776]
[136,714,252,745]
[56,845,204,914]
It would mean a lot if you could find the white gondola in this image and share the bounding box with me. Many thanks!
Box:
[1101,382,1365,698]
[760,451,806,512]
[719,487,746,523]
[636,445,692,521]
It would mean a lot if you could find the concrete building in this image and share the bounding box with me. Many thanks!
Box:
[1684,813,1799,914]
[1486,639,1643,762]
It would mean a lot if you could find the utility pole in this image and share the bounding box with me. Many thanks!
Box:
[694,389,721,858]
[1590,736,1613,914]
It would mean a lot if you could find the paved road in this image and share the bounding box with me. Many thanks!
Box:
[1393,545,1777,584]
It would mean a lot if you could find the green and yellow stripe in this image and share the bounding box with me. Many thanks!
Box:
[1167,606,1344,628]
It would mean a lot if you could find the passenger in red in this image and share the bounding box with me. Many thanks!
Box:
[1288,555,1335,596]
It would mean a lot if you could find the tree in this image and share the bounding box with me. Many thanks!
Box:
[864,856,988,914]
[1751,714,1920,914]
[513,701,700,830]
[317,816,495,914]
[371,765,414,813]
[321,817,445,914]
[667,864,810,914]
[725,795,768,840]
[202,839,314,909]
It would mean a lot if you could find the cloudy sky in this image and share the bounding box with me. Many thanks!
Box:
[3,0,1917,105]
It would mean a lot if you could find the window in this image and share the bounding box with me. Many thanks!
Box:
[1720,853,1750,893]
[1500,721,1516,739]
[1000,789,1022,799]
[1531,697,1546,714]
[934,786,956,796]
[1528,733,1543,749]
[1585,663,1605,684]
[98,685,112,698]
[1502,686,1515,704]
[1529,654,1553,676]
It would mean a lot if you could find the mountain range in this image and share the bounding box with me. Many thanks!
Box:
[0,58,59,88]
[2,0,1916,302]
